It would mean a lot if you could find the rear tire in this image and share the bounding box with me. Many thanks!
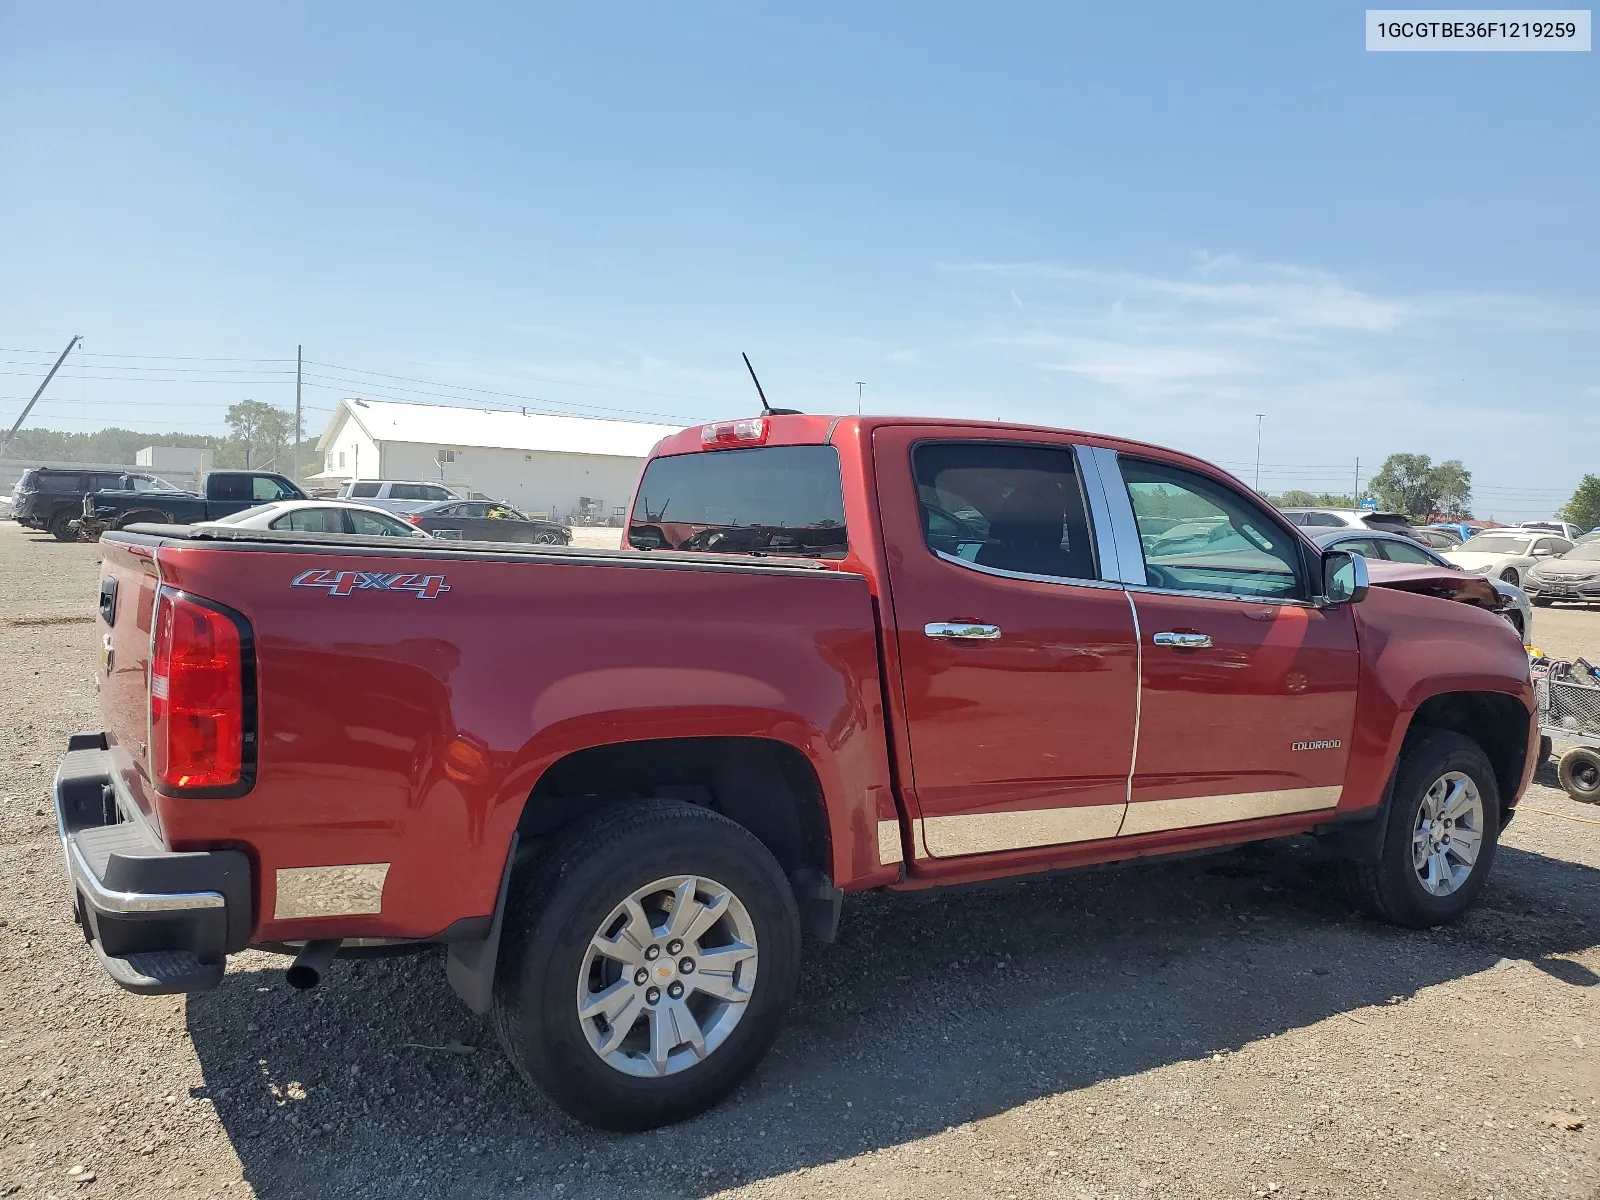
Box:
[48,510,79,541]
[491,799,801,1131]
[1339,729,1501,928]
[1557,747,1600,804]
[531,530,560,545]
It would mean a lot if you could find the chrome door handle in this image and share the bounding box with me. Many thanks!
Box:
[925,621,1001,640]
[1153,631,1212,649]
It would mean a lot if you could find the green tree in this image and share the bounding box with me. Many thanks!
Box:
[1562,474,1600,531]
[1271,490,1355,509]
[225,400,293,470]
[1370,453,1472,519]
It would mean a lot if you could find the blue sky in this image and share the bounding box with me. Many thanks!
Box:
[2,2,1595,518]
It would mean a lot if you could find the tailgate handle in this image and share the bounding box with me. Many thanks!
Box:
[98,576,118,626]
[925,621,1001,640]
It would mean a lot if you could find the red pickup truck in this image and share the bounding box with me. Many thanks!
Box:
[55,414,1536,1130]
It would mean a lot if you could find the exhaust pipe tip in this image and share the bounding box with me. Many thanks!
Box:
[286,938,343,990]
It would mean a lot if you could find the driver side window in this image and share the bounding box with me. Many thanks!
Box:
[1119,459,1305,601]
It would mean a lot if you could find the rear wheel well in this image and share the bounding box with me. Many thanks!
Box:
[516,737,830,879]
[1409,691,1529,809]
[113,509,170,528]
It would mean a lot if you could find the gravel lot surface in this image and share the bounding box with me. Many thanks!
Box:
[1,521,1596,1200]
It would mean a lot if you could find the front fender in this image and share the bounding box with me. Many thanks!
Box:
[1340,584,1534,815]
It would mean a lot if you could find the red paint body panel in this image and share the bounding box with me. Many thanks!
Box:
[1340,582,1536,815]
[98,538,896,942]
[1128,593,1359,807]
[86,413,1538,945]
[869,424,1138,838]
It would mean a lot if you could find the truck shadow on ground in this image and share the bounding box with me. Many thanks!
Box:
[186,837,1600,1200]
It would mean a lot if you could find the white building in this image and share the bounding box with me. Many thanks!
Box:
[137,445,213,475]
[313,399,682,520]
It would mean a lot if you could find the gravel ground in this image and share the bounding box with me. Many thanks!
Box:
[1,520,1596,1200]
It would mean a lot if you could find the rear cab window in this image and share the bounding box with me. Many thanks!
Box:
[349,482,381,498]
[628,445,847,558]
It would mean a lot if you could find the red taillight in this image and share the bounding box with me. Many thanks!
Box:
[700,417,769,449]
[150,591,246,791]
[405,514,424,526]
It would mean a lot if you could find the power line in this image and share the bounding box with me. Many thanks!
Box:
[304,361,706,422]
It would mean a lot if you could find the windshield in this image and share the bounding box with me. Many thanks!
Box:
[628,445,847,558]
[1458,536,1530,555]
[1557,542,1600,561]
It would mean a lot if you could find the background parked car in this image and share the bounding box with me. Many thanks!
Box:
[1424,522,1476,542]
[196,499,432,538]
[1279,507,1419,539]
[1441,529,1573,589]
[1414,528,1462,550]
[1524,539,1600,607]
[404,499,571,544]
[1519,520,1583,541]
[336,479,460,513]
[1308,528,1534,642]
[1578,529,1600,545]
[10,467,182,540]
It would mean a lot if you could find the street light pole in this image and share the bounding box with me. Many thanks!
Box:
[855,382,865,416]
[1253,414,1264,491]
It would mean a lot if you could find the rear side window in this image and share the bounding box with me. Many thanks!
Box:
[271,507,344,534]
[37,473,83,493]
[348,482,380,498]
[911,442,1097,581]
[16,470,38,492]
[389,483,431,500]
[629,446,847,558]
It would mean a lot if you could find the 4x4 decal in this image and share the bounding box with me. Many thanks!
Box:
[291,569,451,599]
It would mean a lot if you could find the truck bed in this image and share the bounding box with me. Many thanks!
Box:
[93,525,893,947]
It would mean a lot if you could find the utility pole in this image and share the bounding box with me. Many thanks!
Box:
[855,382,865,415]
[1353,457,1360,506]
[0,334,81,458]
[1253,414,1264,491]
[293,344,303,483]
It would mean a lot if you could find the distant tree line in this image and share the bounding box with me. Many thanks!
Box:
[1267,453,1473,520]
[3,401,317,480]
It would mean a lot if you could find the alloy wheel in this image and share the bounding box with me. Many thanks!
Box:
[1411,771,1485,896]
[576,875,759,1078]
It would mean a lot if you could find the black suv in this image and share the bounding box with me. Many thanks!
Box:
[11,468,169,541]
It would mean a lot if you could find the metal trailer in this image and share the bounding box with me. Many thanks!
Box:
[1534,659,1600,802]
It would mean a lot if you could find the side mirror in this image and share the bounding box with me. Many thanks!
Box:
[1322,549,1369,606]
[1532,547,1553,556]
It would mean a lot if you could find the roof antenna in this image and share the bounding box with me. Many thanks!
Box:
[742,352,801,416]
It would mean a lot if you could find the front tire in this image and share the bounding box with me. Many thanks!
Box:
[1339,729,1501,928]
[492,800,801,1131]
[1500,568,1520,585]
[1557,746,1600,803]
[1532,596,1555,608]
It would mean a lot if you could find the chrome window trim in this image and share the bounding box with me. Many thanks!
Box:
[1122,582,1319,610]
[931,549,1123,591]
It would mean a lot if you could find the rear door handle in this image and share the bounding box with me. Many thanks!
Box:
[1153,631,1213,649]
[925,622,1002,640]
